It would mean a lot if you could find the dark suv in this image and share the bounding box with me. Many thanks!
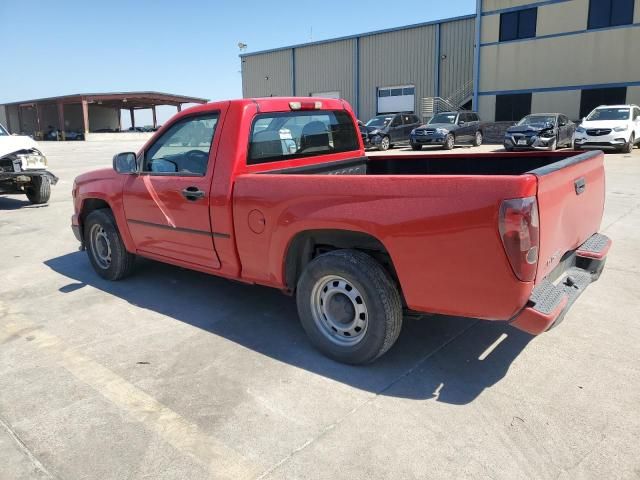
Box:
[410,111,483,150]
[363,112,422,151]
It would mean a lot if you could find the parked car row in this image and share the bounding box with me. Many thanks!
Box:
[360,111,483,151]
[360,104,640,154]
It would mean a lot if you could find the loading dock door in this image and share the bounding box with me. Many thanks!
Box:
[311,91,341,99]
[377,86,415,113]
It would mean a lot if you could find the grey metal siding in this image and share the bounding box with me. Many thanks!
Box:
[242,50,293,98]
[294,39,356,108]
[439,17,475,102]
[359,25,437,121]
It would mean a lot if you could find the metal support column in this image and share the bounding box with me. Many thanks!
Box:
[435,23,441,98]
[57,102,66,140]
[129,108,135,129]
[151,106,157,129]
[81,99,90,134]
[354,37,360,118]
[291,48,296,96]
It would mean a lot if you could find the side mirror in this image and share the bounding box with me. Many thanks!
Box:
[113,152,138,174]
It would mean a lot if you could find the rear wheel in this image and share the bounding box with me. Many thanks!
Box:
[473,131,483,147]
[443,134,455,150]
[378,136,390,151]
[25,176,50,204]
[85,209,135,281]
[411,143,422,151]
[296,250,403,364]
[623,134,634,153]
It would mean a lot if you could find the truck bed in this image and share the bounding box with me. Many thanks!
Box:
[234,149,604,321]
[265,150,596,177]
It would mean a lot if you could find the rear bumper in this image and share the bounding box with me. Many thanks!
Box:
[509,233,611,335]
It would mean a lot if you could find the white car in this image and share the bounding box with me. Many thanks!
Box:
[574,104,640,153]
[0,123,58,204]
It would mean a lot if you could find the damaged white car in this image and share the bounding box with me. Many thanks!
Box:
[0,123,58,204]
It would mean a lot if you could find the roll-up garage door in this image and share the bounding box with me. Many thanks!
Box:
[377,85,415,113]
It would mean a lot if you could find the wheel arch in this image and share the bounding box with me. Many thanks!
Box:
[283,229,404,303]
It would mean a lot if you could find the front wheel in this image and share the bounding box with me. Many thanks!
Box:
[443,134,455,150]
[25,176,51,204]
[85,209,135,281]
[473,131,483,147]
[296,250,403,364]
[378,136,390,151]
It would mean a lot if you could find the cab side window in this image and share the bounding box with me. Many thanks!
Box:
[390,116,402,127]
[144,113,219,175]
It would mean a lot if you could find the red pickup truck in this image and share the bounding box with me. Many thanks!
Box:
[72,97,611,364]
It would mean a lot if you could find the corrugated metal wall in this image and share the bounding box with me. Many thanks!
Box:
[241,50,292,98]
[359,26,437,121]
[241,16,475,120]
[295,39,356,108]
[439,18,475,101]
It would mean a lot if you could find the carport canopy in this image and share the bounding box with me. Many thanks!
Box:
[2,91,208,138]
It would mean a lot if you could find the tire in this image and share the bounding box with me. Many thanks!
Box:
[84,209,135,281]
[25,176,50,204]
[378,136,390,151]
[504,144,514,152]
[473,130,483,147]
[623,134,634,154]
[411,143,422,151]
[443,133,455,150]
[296,249,403,365]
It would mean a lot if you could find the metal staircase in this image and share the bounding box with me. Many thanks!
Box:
[421,80,474,119]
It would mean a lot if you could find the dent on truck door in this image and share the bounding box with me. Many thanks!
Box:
[122,112,222,269]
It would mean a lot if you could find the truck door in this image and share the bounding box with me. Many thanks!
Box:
[122,111,223,269]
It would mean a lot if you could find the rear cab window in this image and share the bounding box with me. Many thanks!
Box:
[248,110,359,165]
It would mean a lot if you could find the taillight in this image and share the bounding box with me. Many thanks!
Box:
[498,196,539,282]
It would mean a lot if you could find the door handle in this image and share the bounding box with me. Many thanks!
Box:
[181,186,205,201]
[574,178,586,195]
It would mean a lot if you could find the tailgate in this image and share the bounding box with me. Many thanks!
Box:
[533,150,605,282]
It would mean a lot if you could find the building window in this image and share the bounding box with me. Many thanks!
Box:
[499,8,537,42]
[588,0,634,29]
[495,93,532,121]
[579,87,628,118]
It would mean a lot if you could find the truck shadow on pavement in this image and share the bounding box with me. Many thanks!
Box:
[46,252,534,405]
[0,197,47,210]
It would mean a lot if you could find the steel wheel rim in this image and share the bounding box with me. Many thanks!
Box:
[90,224,112,269]
[447,136,454,148]
[476,132,482,144]
[310,275,368,346]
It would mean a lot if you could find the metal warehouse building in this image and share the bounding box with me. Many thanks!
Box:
[241,15,476,121]
[242,0,640,123]
[476,0,640,122]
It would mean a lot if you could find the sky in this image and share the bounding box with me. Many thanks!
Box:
[0,0,475,128]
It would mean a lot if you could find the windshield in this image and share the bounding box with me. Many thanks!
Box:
[0,124,8,136]
[587,108,630,121]
[365,115,392,128]
[518,115,555,126]
[428,113,457,125]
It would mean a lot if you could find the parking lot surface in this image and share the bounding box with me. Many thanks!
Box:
[1,140,639,480]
